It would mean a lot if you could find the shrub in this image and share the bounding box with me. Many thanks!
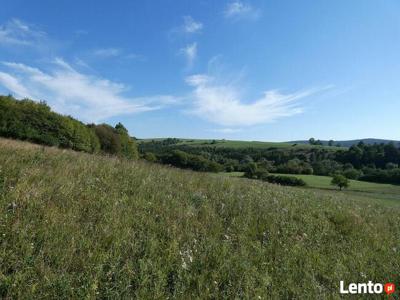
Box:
[263,175,306,186]
[144,152,157,162]
[161,150,223,172]
[343,168,362,180]
[243,162,258,178]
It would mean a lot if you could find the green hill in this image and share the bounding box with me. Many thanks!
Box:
[139,138,344,150]
[1,138,399,298]
[290,138,400,147]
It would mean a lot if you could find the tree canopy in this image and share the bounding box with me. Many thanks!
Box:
[0,95,138,159]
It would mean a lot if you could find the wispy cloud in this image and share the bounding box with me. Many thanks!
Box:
[93,47,122,58]
[224,1,260,20]
[182,16,203,33]
[0,59,178,122]
[180,42,197,68]
[0,71,34,99]
[186,74,327,127]
[0,18,46,47]
[211,128,243,134]
[168,16,203,39]
[91,47,144,61]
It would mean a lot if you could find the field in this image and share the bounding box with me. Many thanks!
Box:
[1,138,399,298]
[224,172,400,204]
[139,138,344,150]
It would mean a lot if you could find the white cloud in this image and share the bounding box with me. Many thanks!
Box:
[186,74,325,127]
[93,48,122,58]
[182,16,203,33]
[180,43,197,68]
[0,72,34,99]
[224,1,260,20]
[211,128,242,133]
[0,19,46,47]
[0,59,178,122]
[91,48,144,61]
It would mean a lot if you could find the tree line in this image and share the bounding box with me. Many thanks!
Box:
[0,95,138,159]
[139,138,400,184]
[2,95,399,185]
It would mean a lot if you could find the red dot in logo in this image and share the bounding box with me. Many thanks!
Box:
[384,283,395,295]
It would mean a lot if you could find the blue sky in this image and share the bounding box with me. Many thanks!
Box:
[0,0,399,141]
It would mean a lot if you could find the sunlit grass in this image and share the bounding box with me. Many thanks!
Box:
[0,138,399,298]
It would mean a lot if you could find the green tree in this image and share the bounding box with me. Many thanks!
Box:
[115,123,139,159]
[94,124,121,155]
[244,162,258,178]
[144,152,157,162]
[331,174,349,190]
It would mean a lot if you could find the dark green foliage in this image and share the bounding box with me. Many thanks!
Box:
[161,150,223,172]
[243,167,305,186]
[143,152,157,162]
[0,95,99,153]
[115,123,139,159]
[93,124,122,154]
[91,123,139,159]
[243,162,258,178]
[359,168,400,184]
[309,137,323,146]
[331,174,349,190]
[343,167,362,180]
[0,95,138,159]
[140,139,400,185]
[263,175,306,186]
[276,158,313,175]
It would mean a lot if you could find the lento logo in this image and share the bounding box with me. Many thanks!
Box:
[340,281,396,295]
[385,283,395,296]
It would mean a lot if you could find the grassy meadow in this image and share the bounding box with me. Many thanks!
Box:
[139,138,344,150]
[0,138,399,299]
[224,172,400,205]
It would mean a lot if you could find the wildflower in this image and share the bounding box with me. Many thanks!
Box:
[180,248,194,270]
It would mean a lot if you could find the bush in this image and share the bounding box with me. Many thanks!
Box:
[144,152,157,162]
[243,162,258,178]
[359,168,400,184]
[263,175,306,186]
[161,150,223,172]
[343,168,362,180]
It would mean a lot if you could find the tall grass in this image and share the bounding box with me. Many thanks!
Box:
[0,138,399,299]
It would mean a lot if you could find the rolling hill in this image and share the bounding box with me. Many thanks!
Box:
[139,138,344,150]
[290,138,400,147]
[0,138,399,298]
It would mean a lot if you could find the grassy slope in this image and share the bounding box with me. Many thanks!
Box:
[1,138,399,299]
[139,138,344,150]
[274,173,400,204]
[225,172,400,204]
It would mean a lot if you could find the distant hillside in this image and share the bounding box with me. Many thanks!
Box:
[139,138,343,150]
[290,138,400,147]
